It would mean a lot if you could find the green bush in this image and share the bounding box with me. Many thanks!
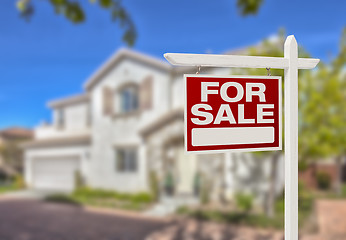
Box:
[149,171,159,202]
[316,171,331,190]
[45,187,153,211]
[45,194,81,206]
[13,175,26,189]
[298,160,309,171]
[235,193,253,212]
[176,206,190,214]
[73,187,153,204]
[298,181,315,226]
[163,172,175,195]
[342,184,346,197]
[74,170,84,189]
[200,175,210,205]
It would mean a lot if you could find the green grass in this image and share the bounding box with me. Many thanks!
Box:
[45,187,154,211]
[0,183,21,194]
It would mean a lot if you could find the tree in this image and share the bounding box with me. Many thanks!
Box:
[232,29,312,217]
[231,30,285,218]
[0,140,23,176]
[15,0,265,46]
[299,28,346,194]
[16,0,137,46]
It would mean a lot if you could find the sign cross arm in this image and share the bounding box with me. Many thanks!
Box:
[164,53,319,70]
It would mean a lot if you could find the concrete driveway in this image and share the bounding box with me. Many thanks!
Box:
[2,189,59,200]
[0,198,286,240]
[0,199,169,240]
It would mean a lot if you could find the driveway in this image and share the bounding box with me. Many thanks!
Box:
[0,199,169,240]
[2,189,60,200]
[0,198,285,240]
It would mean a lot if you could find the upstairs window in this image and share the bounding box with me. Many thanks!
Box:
[119,85,139,113]
[115,148,137,172]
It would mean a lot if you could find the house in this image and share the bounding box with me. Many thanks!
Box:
[22,47,285,205]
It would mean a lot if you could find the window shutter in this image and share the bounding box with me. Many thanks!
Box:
[139,76,153,110]
[103,86,113,116]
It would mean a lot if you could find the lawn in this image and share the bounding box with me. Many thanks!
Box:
[45,187,154,211]
[0,183,21,194]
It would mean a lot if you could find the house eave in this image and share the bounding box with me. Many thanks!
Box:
[139,108,184,138]
[21,135,91,149]
[84,48,173,91]
[48,93,90,109]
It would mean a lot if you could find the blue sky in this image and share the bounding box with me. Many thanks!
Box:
[0,0,345,129]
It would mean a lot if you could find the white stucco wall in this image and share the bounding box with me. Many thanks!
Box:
[88,57,171,193]
[36,102,90,139]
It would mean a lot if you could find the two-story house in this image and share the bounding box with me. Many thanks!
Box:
[22,48,285,204]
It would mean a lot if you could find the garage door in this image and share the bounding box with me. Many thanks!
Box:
[32,157,80,191]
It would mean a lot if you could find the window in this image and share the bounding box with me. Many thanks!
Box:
[56,108,65,128]
[115,148,137,172]
[119,86,139,113]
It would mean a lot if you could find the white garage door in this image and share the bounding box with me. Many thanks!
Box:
[32,157,80,191]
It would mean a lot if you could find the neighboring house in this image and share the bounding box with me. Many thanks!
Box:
[22,47,285,205]
[299,159,346,189]
[0,127,33,179]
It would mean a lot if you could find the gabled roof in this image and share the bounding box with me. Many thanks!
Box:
[0,127,33,140]
[84,48,172,91]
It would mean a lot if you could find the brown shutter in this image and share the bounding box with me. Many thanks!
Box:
[140,76,153,110]
[103,86,113,116]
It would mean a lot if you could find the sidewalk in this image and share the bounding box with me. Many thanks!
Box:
[302,199,346,240]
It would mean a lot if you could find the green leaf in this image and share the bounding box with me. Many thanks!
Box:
[237,0,264,16]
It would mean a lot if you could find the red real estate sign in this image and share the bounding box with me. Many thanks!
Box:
[184,75,282,153]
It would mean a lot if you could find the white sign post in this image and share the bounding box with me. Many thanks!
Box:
[164,35,319,240]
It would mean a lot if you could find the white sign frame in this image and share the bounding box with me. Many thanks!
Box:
[183,74,282,154]
[164,35,320,240]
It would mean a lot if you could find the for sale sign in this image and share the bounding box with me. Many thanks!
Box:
[185,75,282,153]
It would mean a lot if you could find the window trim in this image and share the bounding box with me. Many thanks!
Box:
[114,146,138,173]
[114,82,140,116]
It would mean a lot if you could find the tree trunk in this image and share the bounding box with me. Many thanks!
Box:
[266,152,280,218]
[335,155,342,195]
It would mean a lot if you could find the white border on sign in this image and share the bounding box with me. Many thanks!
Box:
[184,74,282,154]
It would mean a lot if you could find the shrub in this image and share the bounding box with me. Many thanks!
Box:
[130,192,153,203]
[342,184,346,197]
[45,194,81,206]
[235,193,253,212]
[163,172,175,195]
[316,171,331,190]
[74,170,84,189]
[298,160,309,171]
[176,206,190,214]
[13,175,25,189]
[73,187,153,204]
[149,171,159,202]
[200,175,210,205]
